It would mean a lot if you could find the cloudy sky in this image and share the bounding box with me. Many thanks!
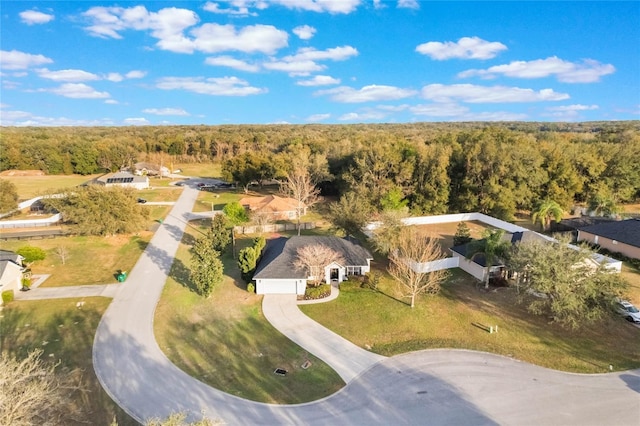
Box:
[1,1,638,126]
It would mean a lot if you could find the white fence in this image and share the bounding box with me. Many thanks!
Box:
[0,214,62,229]
[233,222,315,235]
[410,257,459,273]
[366,212,621,275]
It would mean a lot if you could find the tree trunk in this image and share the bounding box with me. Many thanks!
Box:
[484,268,490,289]
[411,293,415,308]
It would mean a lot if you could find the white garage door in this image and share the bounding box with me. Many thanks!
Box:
[256,279,299,295]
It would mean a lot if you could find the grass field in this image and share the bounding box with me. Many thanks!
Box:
[0,232,151,287]
[153,221,345,403]
[300,267,640,373]
[0,298,136,425]
[1,174,102,200]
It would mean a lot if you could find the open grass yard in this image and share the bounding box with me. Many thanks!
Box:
[301,268,640,374]
[193,190,242,212]
[136,187,183,202]
[173,162,222,178]
[413,220,497,252]
[0,233,150,287]
[154,221,344,404]
[0,298,136,425]
[2,174,102,200]
[621,263,640,305]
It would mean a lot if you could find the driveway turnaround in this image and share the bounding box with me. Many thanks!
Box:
[262,294,385,383]
[93,186,640,425]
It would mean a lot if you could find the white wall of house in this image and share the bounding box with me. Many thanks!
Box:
[0,262,23,305]
[324,262,346,283]
[255,279,306,295]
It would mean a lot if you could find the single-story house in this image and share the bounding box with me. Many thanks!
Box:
[451,231,549,282]
[239,195,305,220]
[133,162,170,177]
[577,219,640,260]
[96,172,149,190]
[0,250,25,304]
[253,236,373,295]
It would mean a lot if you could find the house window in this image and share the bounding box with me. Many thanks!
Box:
[346,266,361,276]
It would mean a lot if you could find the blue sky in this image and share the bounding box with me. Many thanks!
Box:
[1,1,639,126]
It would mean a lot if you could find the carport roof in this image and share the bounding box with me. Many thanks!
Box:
[253,236,372,280]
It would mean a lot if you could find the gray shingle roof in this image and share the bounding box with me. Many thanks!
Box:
[579,219,640,248]
[0,250,22,264]
[253,236,373,280]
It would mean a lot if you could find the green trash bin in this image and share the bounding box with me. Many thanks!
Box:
[117,271,127,282]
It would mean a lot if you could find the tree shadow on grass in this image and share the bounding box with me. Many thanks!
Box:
[0,299,137,426]
[169,257,200,294]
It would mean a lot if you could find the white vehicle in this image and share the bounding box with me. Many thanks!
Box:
[615,300,640,323]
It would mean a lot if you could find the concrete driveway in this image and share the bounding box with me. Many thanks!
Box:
[93,186,640,425]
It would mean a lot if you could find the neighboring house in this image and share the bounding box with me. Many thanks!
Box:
[577,219,640,260]
[451,231,549,282]
[239,195,305,220]
[133,162,170,177]
[0,250,25,304]
[253,236,373,295]
[96,172,149,190]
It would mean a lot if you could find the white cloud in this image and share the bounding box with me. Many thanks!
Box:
[376,104,409,112]
[202,1,263,16]
[397,0,419,9]
[547,104,599,112]
[416,36,507,60]
[317,85,417,103]
[544,104,599,120]
[0,109,117,126]
[293,25,316,40]
[126,70,147,79]
[106,73,124,82]
[156,76,266,96]
[192,24,289,54]
[421,84,569,103]
[205,56,260,72]
[0,50,53,70]
[105,99,119,104]
[36,68,100,82]
[124,117,151,125]
[48,83,111,99]
[143,108,190,116]
[263,59,325,75]
[339,110,388,121]
[296,75,341,86]
[20,10,55,25]
[270,0,361,14]
[458,57,615,83]
[286,46,358,62]
[306,113,331,122]
[266,46,358,76]
[410,103,470,117]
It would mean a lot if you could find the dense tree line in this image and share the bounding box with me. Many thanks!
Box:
[2,122,639,219]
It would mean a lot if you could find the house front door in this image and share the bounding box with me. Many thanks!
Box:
[330,268,339,281]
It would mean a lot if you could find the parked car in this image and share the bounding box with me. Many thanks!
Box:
[137,198,147,204]
[615,300,640,323]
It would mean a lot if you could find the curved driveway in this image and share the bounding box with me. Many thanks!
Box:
[93,186,640,425]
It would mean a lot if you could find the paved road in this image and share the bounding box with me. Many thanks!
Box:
[93,186,640,425]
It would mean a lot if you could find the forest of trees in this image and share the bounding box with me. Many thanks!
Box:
[1,121,639,220]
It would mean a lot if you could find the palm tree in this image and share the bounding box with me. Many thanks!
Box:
[588,193,619,217]
[531,199,564,231]
[466,229,511,289]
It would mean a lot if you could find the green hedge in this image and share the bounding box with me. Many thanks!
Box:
[2,290,14,304]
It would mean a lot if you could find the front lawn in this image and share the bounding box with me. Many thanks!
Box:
[0,298,136,425]
[153,221,344,403]
[0,233,150,287]
[300,268,640,373]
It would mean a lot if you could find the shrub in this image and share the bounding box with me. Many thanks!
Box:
[2,290,14,304]
[304,284,331,300]
[21,277,31,288]
[361,273,379,290]
[16,246,46,264]
[247,283,255,293]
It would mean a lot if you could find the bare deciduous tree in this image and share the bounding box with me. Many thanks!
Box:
[280,167,319,236]
[0,349,86,426]
[250,210,273,233]
[388,229,448,308]
[55,245,70,265]
[294,244,344,286]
